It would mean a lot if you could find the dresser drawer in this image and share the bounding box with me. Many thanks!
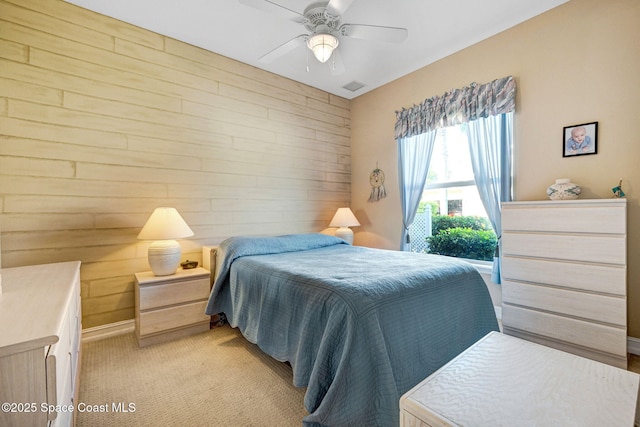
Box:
[139,277,209,310]
[45,299,74,422]
[45,350,72,423]
[501,203,626,234]
[139,301,209,336]
[501,256,626,295]
[69,295,81,406]
[501,232,625,264]
[502,280,626,326]
[501,305,627,357]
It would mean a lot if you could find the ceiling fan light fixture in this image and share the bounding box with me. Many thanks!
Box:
[307,33,339,63]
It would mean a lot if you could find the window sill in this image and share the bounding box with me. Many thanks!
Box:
[462,258,493,275]
[416,252,494,275]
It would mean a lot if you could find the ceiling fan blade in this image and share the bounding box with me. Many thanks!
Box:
[339,24,408,43]
[238,0,305,23]
[328,48,346,75]
[258,34,307,63]
[325,0,356,16]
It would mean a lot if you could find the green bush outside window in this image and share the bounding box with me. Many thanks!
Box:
[426,215,497,261]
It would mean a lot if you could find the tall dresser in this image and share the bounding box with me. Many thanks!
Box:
[501,199,627,368]
[0,261,82,427]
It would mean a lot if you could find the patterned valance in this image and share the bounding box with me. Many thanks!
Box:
[395,76,516,140]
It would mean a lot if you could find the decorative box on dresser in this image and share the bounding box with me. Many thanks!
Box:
[501,199,628,368]
[0,261,82,427]
[135,267,211,347]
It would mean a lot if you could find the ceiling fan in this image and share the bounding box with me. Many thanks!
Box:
[239,0,408,72]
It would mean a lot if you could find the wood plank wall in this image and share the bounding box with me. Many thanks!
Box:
[0,0,351,328]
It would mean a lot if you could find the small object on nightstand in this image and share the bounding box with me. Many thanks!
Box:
[180,260,198,269]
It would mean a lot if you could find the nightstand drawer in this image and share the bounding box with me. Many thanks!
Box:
[139,301,209,335]
[139,277,210,310]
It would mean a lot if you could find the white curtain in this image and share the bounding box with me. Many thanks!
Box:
[398,131,437,251]
[466,112,513,283]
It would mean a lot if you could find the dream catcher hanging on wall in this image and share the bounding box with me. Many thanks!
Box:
[368,163,387,203]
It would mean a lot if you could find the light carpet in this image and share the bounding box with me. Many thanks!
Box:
[77,325,307,426]
[77,324,640,427]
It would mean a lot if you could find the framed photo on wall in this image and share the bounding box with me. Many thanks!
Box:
[563,121,598,157]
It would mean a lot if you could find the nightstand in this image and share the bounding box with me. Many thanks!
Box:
[134,267,211,347]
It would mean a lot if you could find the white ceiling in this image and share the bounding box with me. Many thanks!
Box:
[64,0,568,100]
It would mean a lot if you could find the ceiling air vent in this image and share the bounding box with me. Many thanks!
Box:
[342,81,366,92]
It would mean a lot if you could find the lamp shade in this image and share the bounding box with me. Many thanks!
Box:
[137,207,194,240]
[138,207,194,276]
[329,207,360,245]
[329,207,360,227]
[307,33,339,63]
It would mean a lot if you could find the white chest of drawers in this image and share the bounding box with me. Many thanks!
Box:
[0,261,82,427]
[501,199,627,368]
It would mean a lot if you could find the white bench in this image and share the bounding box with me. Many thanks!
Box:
[400,331,640,426]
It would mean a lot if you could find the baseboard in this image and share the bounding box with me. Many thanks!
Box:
[82,319,134,343]
[628,336,640,356]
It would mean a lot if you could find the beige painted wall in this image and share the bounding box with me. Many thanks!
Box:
[0,0,350,328]
[350,0,640,337]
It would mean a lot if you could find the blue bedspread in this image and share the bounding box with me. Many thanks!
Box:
[206,234,499,427]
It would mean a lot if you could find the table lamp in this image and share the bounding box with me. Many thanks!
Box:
[137,207,194,276]
[329,207,360,244]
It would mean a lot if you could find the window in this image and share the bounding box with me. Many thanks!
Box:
[413,124,497,261]
[423,125,486,217]
[396,76,514,282]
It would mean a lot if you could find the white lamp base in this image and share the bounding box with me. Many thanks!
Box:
[148,239,182,276]
[334,226,354,245]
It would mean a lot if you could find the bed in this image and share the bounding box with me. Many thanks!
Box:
[205,233,499,427]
